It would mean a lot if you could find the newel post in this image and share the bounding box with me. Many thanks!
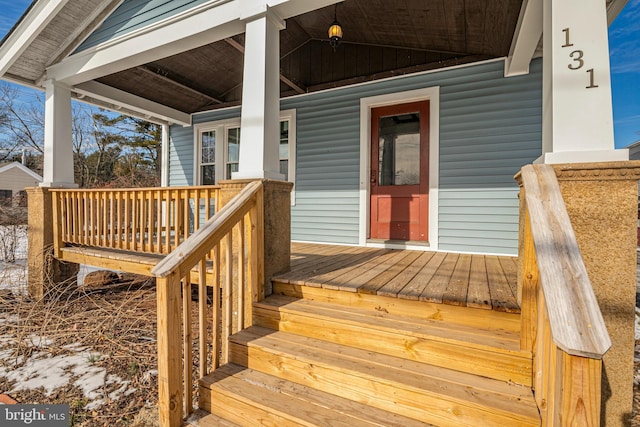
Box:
[26,187,78,299]
[218,179,293,298]
[551,161,640,425]
[156,273,183,427]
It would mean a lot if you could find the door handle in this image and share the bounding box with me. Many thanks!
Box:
[370,170,377,184]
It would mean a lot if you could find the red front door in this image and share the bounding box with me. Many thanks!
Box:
[369,101,429,242]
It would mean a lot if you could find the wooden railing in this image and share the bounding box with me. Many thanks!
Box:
[50,186,221,256]
[150,180,264,427]
[518,164,611,426]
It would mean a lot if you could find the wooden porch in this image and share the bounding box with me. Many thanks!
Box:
[281,242,520,312]
[39,166,612,427]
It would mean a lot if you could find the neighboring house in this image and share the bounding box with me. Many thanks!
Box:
[625,140,640,244]
[0,1,636,427]
[0,162,42,205]
[627,140,640,160]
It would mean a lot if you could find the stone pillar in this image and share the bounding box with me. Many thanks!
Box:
[26,187,78,300]
[551,161,640,426]
[218,179,293,297]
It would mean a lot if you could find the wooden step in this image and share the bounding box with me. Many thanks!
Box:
[253,295,532,385]
[229,327,540,427]
[184,409,241,427]
[272,282,521,332]
[199,363,434,426]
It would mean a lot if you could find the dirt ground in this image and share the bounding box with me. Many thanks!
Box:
[0,276,160,427]
[0,274,639,426]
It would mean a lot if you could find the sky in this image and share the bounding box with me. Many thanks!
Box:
[0,0,639,148]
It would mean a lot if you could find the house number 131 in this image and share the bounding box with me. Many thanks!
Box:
[561,27,598,89]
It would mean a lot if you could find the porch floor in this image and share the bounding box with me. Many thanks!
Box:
[274,242,520,313]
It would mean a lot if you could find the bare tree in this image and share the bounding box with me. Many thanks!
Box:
[0,83,44,162]
[0,82,163,189]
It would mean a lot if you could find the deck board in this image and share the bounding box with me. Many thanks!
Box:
[279,243,521,313]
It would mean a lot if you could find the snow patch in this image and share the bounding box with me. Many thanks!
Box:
[1,338,132,409]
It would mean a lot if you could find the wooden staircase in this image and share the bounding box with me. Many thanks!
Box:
[195,282,540,426]
[48,168,611,427]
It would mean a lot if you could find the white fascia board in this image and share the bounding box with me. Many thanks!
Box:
[607,0,629,25]
[0,0,71,77]
[269,0,342,20]
[504,0,542,77]
[47,0,243,86]
[0,162,43,182]
[74,81,191,126]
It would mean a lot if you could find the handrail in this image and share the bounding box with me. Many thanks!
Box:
[518,164,610,426]
[520,164,611,358]
[152,180,261,278]
[151,180,263,427]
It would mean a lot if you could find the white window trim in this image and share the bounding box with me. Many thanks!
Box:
[280,109,297,206]
[193,117,240,185]
[358,87,440,251]
[193,109,297,205]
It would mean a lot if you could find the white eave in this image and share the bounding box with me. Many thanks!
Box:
[504,0,628,76]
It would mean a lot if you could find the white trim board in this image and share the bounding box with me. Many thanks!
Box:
[358,86,440,251]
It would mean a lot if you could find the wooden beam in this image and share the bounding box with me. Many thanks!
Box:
[225,37,306,95]
[325,39,477,57]
[298,55,490,95]
[504,0,542,77]
[137,65,223,104]
[279,74,306,95]
[224,37,245,53]
[73,80,191,126]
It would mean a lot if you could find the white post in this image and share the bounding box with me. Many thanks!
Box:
[41,79,77,187]
[540,0,628,163]
[233,4,285,180]
[161,124,170,187]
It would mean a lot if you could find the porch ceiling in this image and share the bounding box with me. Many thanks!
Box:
[95,0,524,114]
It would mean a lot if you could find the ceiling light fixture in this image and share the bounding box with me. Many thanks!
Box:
[327,4,343,51]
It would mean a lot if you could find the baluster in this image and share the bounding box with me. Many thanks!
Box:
[237,217,245,331]
[198,259,207,377]
[222,233,232,364]
[212,244,221,370]
[182,274,193,416]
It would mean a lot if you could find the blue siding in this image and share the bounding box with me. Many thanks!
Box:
[76,0,210,51]
[170,59,542,254]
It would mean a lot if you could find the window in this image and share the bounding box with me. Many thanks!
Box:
[194,110,296,204]
[0,190,11,201]
[200,130,216,185]
[225,127,240,179]
[280,121,289,180]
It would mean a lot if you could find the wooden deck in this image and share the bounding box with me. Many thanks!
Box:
[274,242,520,313]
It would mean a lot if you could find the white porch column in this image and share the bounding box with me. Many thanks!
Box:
[41,79,77,187]
[160,124,170,187]
[233,3,285,180]
[540,0,627,163]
